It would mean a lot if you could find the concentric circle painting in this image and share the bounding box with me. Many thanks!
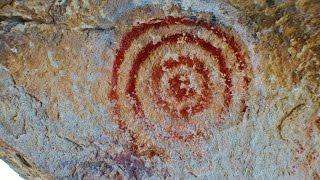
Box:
[1,0,319,179]
[109,7,252,166]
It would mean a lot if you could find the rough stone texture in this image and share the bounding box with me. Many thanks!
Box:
[0,0,319,179]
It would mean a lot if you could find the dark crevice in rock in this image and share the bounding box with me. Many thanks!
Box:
[266,0,275,6]
[16,153,32,168]
[0,15,33,23]
[0,139,52,179]
[80,26,115,32]
[0,0,13,9]
[277,103,305,141]
[0,15,53,25]
[64,137,84,151]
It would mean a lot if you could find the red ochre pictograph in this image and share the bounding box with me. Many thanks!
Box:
[109,16,251,157]
[151,55,213,119]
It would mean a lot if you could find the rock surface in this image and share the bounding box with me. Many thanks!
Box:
[0,0,319,179]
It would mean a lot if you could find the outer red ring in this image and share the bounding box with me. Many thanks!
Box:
[109,16,250,141]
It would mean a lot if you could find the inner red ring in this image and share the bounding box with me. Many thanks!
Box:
[151,55,212,118]
[168,74,195,101]
[127,33,230,118]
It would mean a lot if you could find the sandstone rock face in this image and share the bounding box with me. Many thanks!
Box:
[0,0,319,179]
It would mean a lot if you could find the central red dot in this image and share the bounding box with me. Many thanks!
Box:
[169,74,195,102]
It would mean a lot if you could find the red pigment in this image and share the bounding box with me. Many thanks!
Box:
[151,55,212,118]
[127,33,227,118]
[110,17,248,116]
[169,74,195,101]
[109,16,250,142]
